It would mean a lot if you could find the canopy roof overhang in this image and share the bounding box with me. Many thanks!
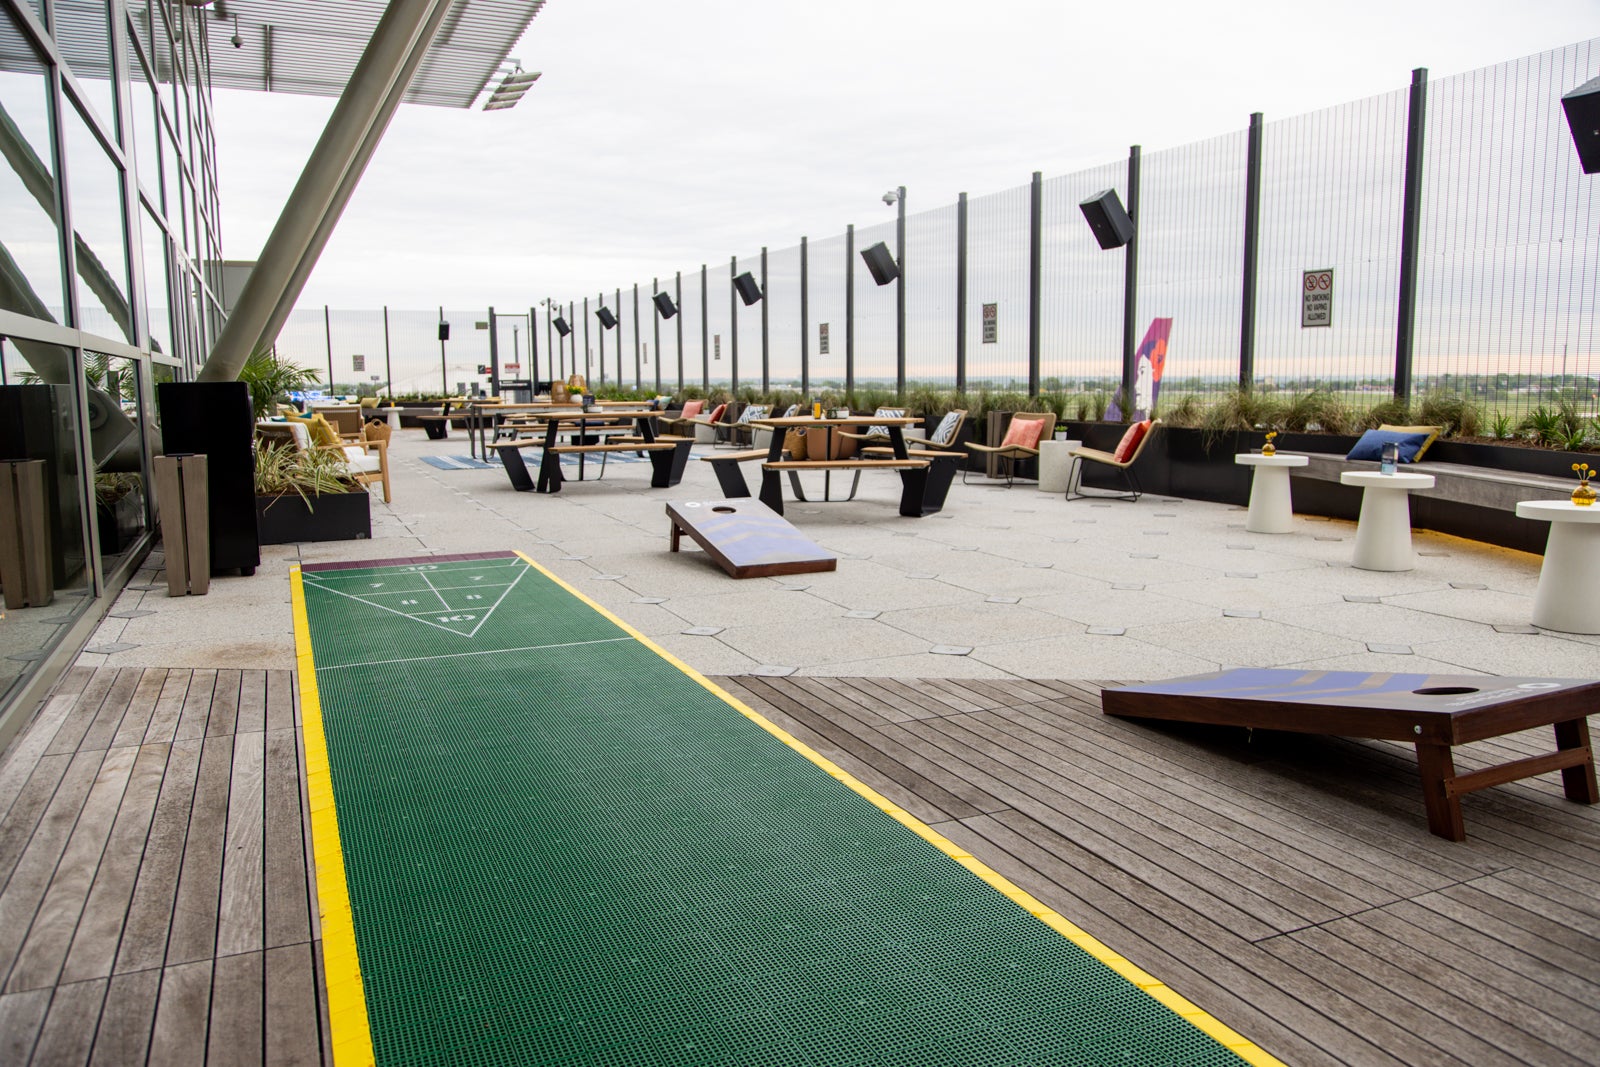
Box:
[189,0,545,108]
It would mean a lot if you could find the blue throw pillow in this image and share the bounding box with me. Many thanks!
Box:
[1345,428,1431,463]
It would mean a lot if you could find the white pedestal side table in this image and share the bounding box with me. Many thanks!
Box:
[386,408,402,432]
[1235,453,1308,533]
[1515,500,1600,633]
[1038,439,1081,494]
[1340,470,1435,571]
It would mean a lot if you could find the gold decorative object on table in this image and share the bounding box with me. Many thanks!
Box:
[1572,462,1597,506]
[1261,431,1277,457]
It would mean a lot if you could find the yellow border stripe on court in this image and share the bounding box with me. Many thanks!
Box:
[290,566,377,1067]
[514,550,1283,1067]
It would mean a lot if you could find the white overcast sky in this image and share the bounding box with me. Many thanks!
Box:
[211,0,1599,311]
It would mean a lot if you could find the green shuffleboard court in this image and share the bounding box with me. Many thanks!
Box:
[293,551,1269,1066]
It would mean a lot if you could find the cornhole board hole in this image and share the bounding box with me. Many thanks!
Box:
[1102,668,1599,841]
[667,499,837,579]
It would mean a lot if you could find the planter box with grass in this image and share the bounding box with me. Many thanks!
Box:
[255,490,371,544]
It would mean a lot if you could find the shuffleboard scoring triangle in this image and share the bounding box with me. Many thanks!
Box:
[301,557,529,638]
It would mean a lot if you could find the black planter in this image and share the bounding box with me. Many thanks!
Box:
[158,381,260,575]
[255,490,371,544]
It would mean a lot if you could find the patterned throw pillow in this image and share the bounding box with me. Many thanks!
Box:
[868,408,906,438]
[930,410,962,446]
[736,405,769,424]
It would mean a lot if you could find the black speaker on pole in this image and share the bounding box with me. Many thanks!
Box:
[1078,189,1135,249]
[1562,75,1600,175]
[732,271,763,305]
[652,291,678,318]
[437,322,450,341]
[859,241,899,285]
[596,307,618,329]
[553,316,571,337]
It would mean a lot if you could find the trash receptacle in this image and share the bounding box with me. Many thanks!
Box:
[153,453,210,596]
[0,459,52,609]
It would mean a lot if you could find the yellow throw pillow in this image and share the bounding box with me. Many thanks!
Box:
[1379,424,1441,460]
[359,397,378,409]
[290,413,342,448]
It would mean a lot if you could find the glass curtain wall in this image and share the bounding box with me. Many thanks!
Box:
[0,0,224,718]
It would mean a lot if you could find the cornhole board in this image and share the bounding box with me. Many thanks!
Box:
[666,499,837,579]
[1102,668,1600,841]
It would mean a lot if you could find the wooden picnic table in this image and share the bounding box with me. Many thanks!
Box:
[725,414,958,517]
[492,408,691,493]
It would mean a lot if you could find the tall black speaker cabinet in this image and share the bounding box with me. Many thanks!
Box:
[157,381,259,576]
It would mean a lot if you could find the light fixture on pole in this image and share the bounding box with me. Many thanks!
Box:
[484,64,541,112]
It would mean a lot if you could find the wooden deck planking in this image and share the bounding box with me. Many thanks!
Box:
[0,667,326,1065]
[723,674,1600,1067]
[89,969,160,1067]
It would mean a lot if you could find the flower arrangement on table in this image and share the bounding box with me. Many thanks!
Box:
[1261,431,1278,457]
[1572,462,1596,506]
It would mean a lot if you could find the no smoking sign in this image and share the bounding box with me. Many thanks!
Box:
[1301,268,1333,328]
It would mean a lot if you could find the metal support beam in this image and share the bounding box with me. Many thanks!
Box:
[488,306,498,395]
[1239,112,1263,388]
[1395,68,1428,405]
[700,264,708,389]
[201,0,451,381]
[633,284,641,390]
[675,271,684,392]
[382,305,392,397]
[652,278,661,394]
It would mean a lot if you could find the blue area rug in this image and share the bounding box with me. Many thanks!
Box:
[421,451,651,472]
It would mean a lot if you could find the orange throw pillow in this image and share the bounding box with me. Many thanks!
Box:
[1000,417,1046,450]
[1112,420,1151,463]
[680,399,704,418]
[707,403,727,424]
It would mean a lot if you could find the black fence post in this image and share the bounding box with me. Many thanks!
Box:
[895,185,906,399]
[651,279,661,394]
[632,283,641,390]
[614,287,623,386]
[1240,113,1263,389]
[382,305,392,397]
[1122,145,1142,412]
[1395,67,1428,405]
[700,264,708,389]
[675,271,683,392]
[956,192,967,394]
[583,297,591,383]
[729,257,739,396]
[760,246,769,394]
[846,223,855,398]
[800,236,810,395]
[1028,171,1042,398]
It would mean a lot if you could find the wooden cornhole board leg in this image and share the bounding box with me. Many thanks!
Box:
[666,499,837,579]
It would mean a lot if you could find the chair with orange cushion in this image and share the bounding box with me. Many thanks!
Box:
[1066,418,1161,502]
[963,411,1056,486]
[659,398,705,437]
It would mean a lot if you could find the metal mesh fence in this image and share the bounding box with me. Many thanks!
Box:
[272,41,1596,424]
[1041,162,1126,393]
[1416,39,1599,420]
